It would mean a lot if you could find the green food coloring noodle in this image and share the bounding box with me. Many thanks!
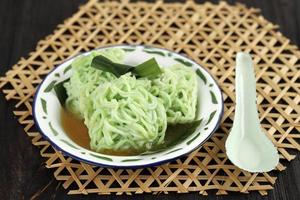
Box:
[151,65,198,124]
[86,73,167,151]
[64,48,198,152]
[64,49,124,118]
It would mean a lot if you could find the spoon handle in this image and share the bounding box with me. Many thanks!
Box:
[234,52,261,138]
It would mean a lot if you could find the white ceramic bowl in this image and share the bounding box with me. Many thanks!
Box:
[33,45,223,168]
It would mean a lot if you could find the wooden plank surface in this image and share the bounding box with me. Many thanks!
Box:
[0,0,299,199]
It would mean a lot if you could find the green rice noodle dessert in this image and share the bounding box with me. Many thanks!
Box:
[151,64,198,124]
[62,48,198,153]
[86,73,167,151]
[64,49,124,118]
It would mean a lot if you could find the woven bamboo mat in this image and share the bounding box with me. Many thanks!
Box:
[0,0,299,196]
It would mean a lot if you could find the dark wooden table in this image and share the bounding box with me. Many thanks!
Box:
[0,0,299,199]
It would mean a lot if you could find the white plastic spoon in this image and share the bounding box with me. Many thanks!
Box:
[225,52,279,172]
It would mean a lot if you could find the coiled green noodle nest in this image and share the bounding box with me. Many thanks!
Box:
[64,49,123,118]
[86,74,167,151]
[151,65,198,124]
[64,48,198,152]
